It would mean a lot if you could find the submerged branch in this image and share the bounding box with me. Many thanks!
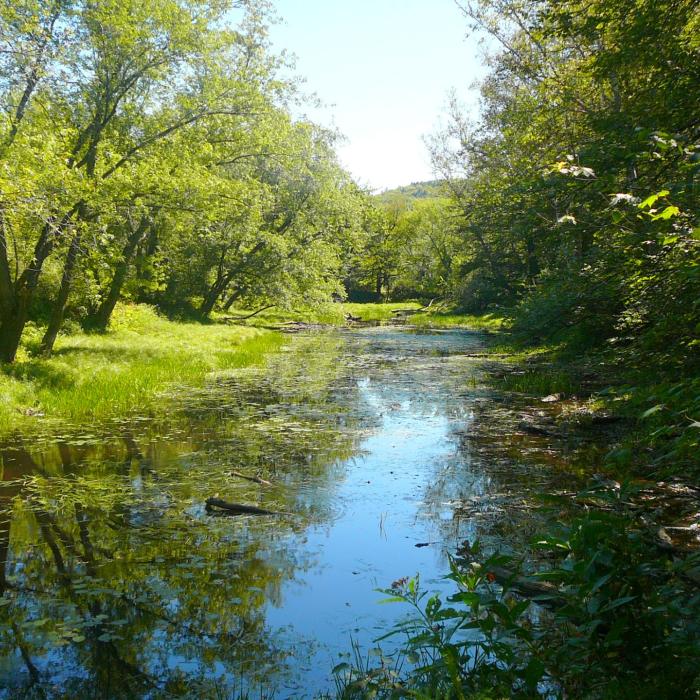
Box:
[227,470,272,486]
[205,498,279,515]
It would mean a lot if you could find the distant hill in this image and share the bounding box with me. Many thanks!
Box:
[375,180,445,202]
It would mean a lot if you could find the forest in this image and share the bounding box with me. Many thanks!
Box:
[0,0,699,698]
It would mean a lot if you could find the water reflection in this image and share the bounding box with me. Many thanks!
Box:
[0,328,576,698]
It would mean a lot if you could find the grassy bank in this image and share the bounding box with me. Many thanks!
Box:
[408,310,506,331]
[0,304,284,433]
[221,301,423,326]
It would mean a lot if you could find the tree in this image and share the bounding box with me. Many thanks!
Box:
[0,0,315,360]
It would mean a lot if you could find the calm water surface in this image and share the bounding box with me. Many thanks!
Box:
[0,328,561,698]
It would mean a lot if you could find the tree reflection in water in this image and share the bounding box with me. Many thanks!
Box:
[0,329,582,698]
[0,334,362,697]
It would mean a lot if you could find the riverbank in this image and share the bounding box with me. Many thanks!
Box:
[3,300,692,481]
[222,302,507,331]
[0,304,284,433]
[483,337,700,482]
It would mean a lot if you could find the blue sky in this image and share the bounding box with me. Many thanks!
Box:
[268,1,487,191]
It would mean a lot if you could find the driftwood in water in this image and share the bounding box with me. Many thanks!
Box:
[205,498,277,516]
[486,565,565,607]
[463,352,515,359]
[227,470,272,486]
[273,321,331,333]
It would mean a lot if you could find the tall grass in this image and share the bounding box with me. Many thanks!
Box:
[0,304,284,432]
[410,311,507,331]
[497,368,580,396]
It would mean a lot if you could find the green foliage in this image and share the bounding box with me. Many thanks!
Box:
[605,379,700,477]
[375,180,446,203]
[421,0,700,379]
[0,0,371,362]
[347,195,463,302]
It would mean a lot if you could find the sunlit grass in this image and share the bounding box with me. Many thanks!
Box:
[496,368,580,396]
[410,311,508,331]
[0,302,508,434]
[0,304,284,432]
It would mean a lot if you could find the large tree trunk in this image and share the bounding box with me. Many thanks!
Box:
[222,286,244,311]
[199,277,229,318]
[579,229,594,260]
[375,272,384,301]
[198,241,266,318]
[0,212,74,362]
[526,236,540,281]
[0,299,31,364]
[90,215,151,331]
[40,230,82,355]
[134,226,159,301]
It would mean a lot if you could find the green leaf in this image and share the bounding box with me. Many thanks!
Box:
[640,404,664,419]
[600,595,637,612]
[651,205,680,221]
[377,596,407,604]
[524,658,545,688]
[638,190,669,209]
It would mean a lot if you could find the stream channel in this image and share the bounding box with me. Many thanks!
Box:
[0,327,573,698]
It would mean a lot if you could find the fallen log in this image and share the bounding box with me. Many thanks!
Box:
[517,421,558,437]
[485,565,565,608]
[463,352,515,358]
[224,304,275,322]
[205,498,277,516]
[227,470,272,486]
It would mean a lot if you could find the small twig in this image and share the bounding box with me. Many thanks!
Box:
[227,470,272,486]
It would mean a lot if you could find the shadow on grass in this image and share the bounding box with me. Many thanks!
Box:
[49,343,163,362]
[2,358,75,390]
